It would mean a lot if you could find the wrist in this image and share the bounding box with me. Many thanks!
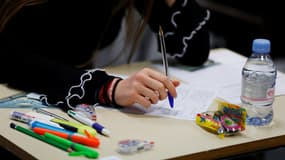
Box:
[108,78,123,106]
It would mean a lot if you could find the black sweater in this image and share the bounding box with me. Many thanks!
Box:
[0,0,210,110]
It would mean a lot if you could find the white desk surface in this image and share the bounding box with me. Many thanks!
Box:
[1,48,285,160]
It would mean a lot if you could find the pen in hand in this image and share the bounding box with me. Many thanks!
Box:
[158,25,174,108]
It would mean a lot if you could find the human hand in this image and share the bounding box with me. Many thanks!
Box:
[113,68,180,108]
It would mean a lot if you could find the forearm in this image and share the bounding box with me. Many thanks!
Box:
[0,48,119,110]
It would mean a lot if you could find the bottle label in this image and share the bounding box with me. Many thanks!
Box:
[241,77,275,105]
[241,88,275,101]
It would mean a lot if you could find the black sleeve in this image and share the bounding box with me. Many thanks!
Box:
[0,3,117,111]
[136,0,211,66]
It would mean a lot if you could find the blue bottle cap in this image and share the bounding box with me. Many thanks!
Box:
[252,39,270,54]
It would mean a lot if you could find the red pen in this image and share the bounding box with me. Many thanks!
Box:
[33,127,100,147]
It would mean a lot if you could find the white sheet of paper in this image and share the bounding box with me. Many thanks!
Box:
[120,83,217,120]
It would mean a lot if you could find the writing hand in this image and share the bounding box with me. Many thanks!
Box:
[113,68,179,108]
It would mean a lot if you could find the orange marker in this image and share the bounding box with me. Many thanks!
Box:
[33,127,100,148]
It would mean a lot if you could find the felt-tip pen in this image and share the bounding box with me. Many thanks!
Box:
[44,132,99,158]
[33,127,100,148]
[9,122,73,152]
[68,110,110,137]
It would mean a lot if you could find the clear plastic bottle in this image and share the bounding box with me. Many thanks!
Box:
[241,39,277,126]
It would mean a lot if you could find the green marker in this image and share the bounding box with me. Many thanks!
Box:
[44,132,99,158]
[9,123,72,152]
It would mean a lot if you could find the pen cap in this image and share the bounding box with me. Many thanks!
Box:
[76,125,97,137]
[10,111,34,123]
[71,134,100,148]
[92,122,110,136]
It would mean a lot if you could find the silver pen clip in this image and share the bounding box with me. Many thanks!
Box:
[32,107,68,121]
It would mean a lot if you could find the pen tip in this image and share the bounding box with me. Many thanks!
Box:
[10,122,16,129]
[170,102,174,108]
[167,92,174,108]
[102,129,111,137]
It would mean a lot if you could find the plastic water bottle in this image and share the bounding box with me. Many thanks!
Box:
[241,39,277,126]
